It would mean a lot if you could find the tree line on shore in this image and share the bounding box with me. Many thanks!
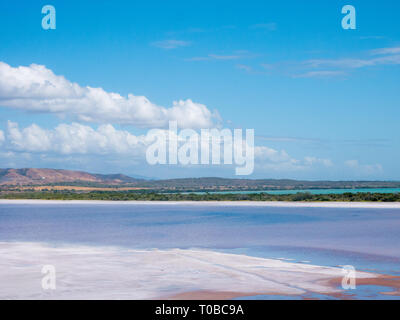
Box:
[0,190,399,202]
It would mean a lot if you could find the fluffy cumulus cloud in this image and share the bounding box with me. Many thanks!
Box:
[0,61,335,175]
[0,62,220,129]
[4,121,148,156]
[0,121,335,175]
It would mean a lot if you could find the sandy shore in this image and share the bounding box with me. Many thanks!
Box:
[1,199,400,208]
[0,242,379,300]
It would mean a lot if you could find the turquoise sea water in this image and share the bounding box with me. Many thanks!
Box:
[0,203,399,299]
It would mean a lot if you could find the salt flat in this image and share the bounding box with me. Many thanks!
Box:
[0,242,376,300]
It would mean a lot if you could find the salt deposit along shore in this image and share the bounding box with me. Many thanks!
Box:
[1,199,400,209]
[0,241,390,300]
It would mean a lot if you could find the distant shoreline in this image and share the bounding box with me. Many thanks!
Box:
[1,199,400,208]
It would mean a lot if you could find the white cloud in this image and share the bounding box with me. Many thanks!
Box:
[345,160,383,175]
[255,146,291,163]
[293,71,345,78]
[1,121,333,175]
[359,36,385,40]
[0,62,220,129]
[186,51,254,62]
[369,47,400,55]
[151,40,191,49]
[304,47,400,70]
[0,130,4,144]
[255,146,332,171]
[304,157,333,167]
[344,160,359,168]
[208,54,241,60]
[305,58,375,69]
[5,121,148,156]
[236,64,253,73]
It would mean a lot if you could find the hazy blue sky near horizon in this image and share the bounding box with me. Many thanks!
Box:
[0,0,399,180]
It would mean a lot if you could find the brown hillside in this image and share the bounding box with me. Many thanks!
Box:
[0,168,139,186]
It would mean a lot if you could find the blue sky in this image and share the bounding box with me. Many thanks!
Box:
[0,0,399,180]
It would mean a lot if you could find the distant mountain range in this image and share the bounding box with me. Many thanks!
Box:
[0,168,141,186]
[1,168,400,191]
